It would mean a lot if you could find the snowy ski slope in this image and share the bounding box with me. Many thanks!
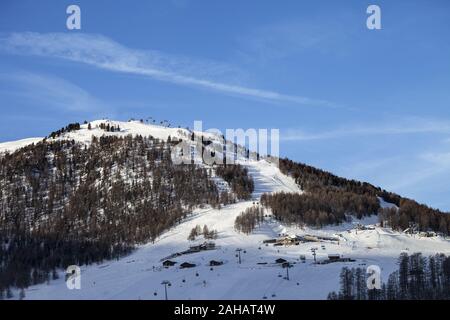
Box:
[2,120,450,300]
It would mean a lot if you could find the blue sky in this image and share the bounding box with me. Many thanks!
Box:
[1,0,450,210]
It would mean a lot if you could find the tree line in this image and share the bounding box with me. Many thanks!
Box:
[275,158,450,234]
[379,199,450,235]
[187,224,218,241]
[234,206,265,235]
[328,253,450,300]
[278,158,400,203]
[98,122,120,132]
[261,190,379,228]
[48,122,81,139]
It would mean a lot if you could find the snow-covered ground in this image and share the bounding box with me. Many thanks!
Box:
[60,120,192,146]
[243,159,301,199]
[0,120,198,153]
[0,137,43,153]
[22,190,450,300]
[3,120,450,300]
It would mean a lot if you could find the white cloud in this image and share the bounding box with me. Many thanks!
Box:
[387,152,450,191]
[420,151,450,167]
[282,118,450,141]
[236,18,352,63]
[0,32,335,108]
[0,71,105,113]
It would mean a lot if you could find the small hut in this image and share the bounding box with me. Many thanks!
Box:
[180,262,196,269]
[275,258,287,264]
[209,260,223,266]
[162,260,177,267]
[328,254,341,261]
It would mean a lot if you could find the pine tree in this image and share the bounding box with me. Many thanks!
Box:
[339,267,354,300]
[327,291,338,300]
[398,253,409,299]
[386,271,399,300]
[354,268,367,300]
[202,225,209,238]
[6,288,13,299]
[19,288,25,300]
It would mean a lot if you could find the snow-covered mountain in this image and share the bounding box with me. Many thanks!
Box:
[1,120,450,300]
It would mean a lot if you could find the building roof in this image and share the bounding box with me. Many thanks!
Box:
[180,262,196,268]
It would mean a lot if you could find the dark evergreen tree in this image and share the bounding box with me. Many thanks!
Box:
[329,253,450,300]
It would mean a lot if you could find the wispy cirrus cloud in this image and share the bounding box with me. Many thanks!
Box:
[386,149,450,192]
[0,32,335,108]
[420,151,450,168]
[237,20,345,62]
[0,71,105,113]
[282,117,450,141]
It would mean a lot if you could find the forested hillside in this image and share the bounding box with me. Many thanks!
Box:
[261,190,379,227]
[0,133,242,295]
[261,158,450,234]
[1,121,449,299]
[216,164,254,200]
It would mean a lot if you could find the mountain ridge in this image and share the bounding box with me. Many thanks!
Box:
[1,119,449,299]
